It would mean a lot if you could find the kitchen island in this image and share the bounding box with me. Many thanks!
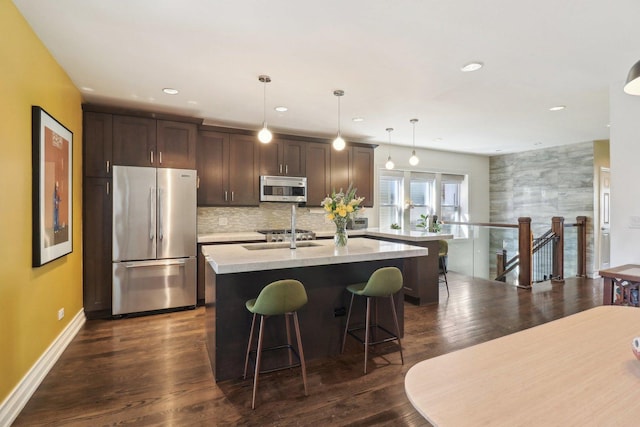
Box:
[365,228,453,305]
[202,238,428,381]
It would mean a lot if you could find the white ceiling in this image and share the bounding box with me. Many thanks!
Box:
[12,0,640,155]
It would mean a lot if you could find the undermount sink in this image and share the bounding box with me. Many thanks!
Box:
[242,241,322,250]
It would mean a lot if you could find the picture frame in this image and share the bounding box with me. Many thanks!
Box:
[32,106,73,267]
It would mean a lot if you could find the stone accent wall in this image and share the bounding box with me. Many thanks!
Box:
[490,142,595,278]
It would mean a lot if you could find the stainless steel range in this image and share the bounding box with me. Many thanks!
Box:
[257,229,316,242]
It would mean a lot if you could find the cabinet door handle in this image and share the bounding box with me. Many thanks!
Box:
[106,181,110,195]
[196,176,200,189]
[279,164,283,174]
[285,164,288,174]
[231,191,234,202]
[150,151,154,164]
[106,160,110,174]
[159,151,163,164]
[224,191,228,201]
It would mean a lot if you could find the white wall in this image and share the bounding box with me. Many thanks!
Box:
[610,82,640,265]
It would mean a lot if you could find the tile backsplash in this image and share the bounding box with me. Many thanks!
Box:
[198,203,371,234]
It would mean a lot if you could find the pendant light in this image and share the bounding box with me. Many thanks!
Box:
[257,75,272,143]
[409,118,420,166]
[385,128,395,170]
[624,59,640,95]
[332,90,346,150]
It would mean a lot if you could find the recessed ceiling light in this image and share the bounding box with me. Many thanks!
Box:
[187,100,198,105]
[162,88,179,95]
[274,106,288,112]
[461,62,483,72]
[81,86,95,92]
[434,138,443,142]
[549,105,566,111]
[352,117,365,122]
[606,123,611,128]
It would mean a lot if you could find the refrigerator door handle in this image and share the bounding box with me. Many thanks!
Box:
[158,187,164,241]
[124,259,186,268]
[149,187,155,241]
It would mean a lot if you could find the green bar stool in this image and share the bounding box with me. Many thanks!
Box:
[341,266,404,374]
[243,279,309,409]
[439,240,450,296]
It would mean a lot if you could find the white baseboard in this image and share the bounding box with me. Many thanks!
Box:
[0,308,85,427]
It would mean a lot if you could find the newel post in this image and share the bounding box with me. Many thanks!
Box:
[576,216,587,277]
[496,249,507,282]
[518,217,532,289]
[551,216,564,283]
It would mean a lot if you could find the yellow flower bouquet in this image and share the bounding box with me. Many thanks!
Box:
[321,185,365,246]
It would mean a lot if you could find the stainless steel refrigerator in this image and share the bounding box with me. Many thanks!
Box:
[112,165,197,315]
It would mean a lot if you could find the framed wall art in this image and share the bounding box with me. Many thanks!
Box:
[32,106,73,267]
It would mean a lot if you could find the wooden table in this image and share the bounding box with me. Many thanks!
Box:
[405,306,640,426]
[599,264,640,305]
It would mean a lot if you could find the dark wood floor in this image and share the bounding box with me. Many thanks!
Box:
[13,274,603,426]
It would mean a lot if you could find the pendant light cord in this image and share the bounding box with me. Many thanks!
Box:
[263,80,267,127]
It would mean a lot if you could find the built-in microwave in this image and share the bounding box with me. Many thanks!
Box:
[260,175,307,203]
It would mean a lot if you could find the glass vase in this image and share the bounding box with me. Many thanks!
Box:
[334,217,348,247]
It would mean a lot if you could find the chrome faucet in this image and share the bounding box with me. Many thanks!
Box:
[290,204,297,249]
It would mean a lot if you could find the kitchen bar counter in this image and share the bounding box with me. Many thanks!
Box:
[202,237,427,274]
[203,238,428,381]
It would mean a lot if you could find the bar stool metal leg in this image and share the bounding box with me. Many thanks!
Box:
[292,311,308,395]
[243,313,257,380]
[389,294,404,365]
[364,296,371,374]
[252,315,266,410]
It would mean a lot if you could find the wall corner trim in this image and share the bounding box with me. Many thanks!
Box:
[0,309,86,426]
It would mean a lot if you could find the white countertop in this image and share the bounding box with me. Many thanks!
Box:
[202,237,428,274]
[365,228,453,242]
[198,228,448,243]
[198,231,265,243]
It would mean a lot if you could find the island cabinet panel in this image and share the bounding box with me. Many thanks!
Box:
[83,112,113,178]
[156,120,197,169]
[259,138,306,177]
[197,131,259,206]
[367,236,439,305]
[112,115,157,167]
[352,146,374,207]
[83,177,112,318]
[305,142,331,205]
[205,258,405,381]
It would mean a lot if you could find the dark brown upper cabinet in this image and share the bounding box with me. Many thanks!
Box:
[112,116,196,169]
[197,131,259,206]
[352,146,374,207]
[83,112,113,178]
[259,138,306,177]
[305,142,331,206]
[156,120,197,169]
[112,115,157,167]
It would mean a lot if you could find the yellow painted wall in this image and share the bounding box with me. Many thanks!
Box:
[0,1,83,402]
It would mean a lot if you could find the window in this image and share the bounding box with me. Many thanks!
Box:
[378,170,468,229]
[409,172,435,227]
[379,171,404,228]
[440,174,464,222]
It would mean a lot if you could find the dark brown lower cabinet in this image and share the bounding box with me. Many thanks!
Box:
[83,177,112,318]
